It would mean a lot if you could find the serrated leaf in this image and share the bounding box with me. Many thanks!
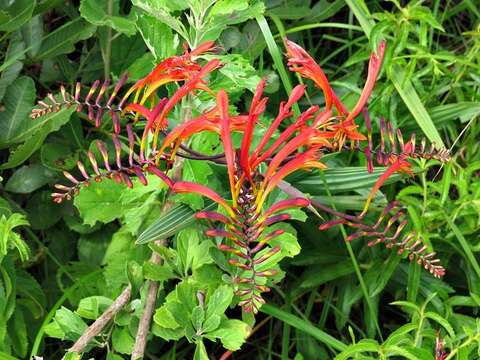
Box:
[131,0,188,39]
[205,285,233,321]
[74,179,126,226]
[143,262,176,282]
[80,0,136,36]
[136,13,176,60]
[206,319,249,351]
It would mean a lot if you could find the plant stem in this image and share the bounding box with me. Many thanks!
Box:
[130,249,164,359]
[131,97,190,359]
[103,0,114,79]
[68,285,132,354]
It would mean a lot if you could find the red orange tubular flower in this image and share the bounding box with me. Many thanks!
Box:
[286,39,385,150]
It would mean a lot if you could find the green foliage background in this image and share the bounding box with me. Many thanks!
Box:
[0,0,479,359]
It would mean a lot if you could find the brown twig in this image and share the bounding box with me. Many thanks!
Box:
[131,124,187,359]
[68,285,132,354]
[130,250,164,359]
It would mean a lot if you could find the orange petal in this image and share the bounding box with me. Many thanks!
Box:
[345,41,386,123]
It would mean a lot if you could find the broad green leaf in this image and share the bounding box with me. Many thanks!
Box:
[131,0,188,40]
[201,0,265,42]
[0,32,25,102]
[191,305,205,332]
[1,130,46,169]
[127,260,143,295]
[76,296,113,320]
[0,77,35,147]
[74,179,126,226]
[9,309,28,358]
[194,340,209,360]
[80,0,136,36]
[63,353,81,360]
[176,228,213,276]
[206,319,249,351]
[106,353,124,360]
[35,17,96,60]
[0,0,36,32]
[21,15,43,58]
[0,351,21,360]
[136,13,176,60]
[153,307,180,329]
[143,262,176,282]
[54,307,88,341]
[205,285,234,321]
[0,213,30,262]
[208,54,261,93]
[5,164,54,194]
[112,327,134,354]
[0,101,75,170]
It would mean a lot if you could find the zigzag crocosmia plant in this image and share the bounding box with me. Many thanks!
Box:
[33,38,449,315]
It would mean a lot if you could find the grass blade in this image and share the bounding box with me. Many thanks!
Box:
[443,212,480,279]
[256,15,300,116]
[260,303,347,352]
[136,201,216,244]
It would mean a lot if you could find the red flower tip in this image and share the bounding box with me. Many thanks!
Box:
[195,211,232,224]
[173,181,236,218]
[345,41,386,123]
[285,39,347,115]
[262,198,310,220]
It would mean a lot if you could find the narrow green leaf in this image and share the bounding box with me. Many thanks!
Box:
[260,304,347,352]
[335,339,380,360]
[256,15,300,116]
[35,17,96,60]
[389,65,444,147]
[136,201,216,244]
[443,213,480,279]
